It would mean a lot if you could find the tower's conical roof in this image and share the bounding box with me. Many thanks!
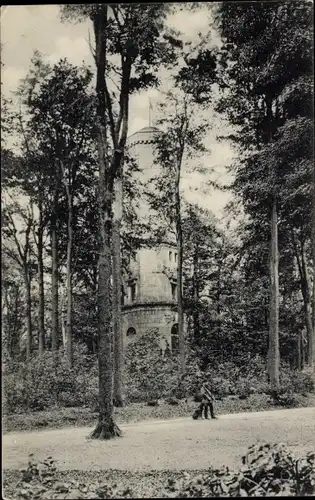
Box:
[136,126,160,133]
[128,126,161,145]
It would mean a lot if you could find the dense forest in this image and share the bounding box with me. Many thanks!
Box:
[2,2,314,439]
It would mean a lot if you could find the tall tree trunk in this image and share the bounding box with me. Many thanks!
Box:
[296,332,301,370]
[216,263,222,334]
[296,331,305,370]
[65,196,73,368]
[37,198,45,355]
[301,246,313,366]
[90,4,121,440]
[3,288,10,357]
[2,286,22,359]
[24,265,32,361]
[61,287,67,347]
[268,194,280,392]
[311,160,315,369]
[301,330,306,368]
[4,288,13,358]
[113,166,124,407]
[192,244,200,344]
[176,183,185,375]
[291,231,313,367]
[51,209,59,352]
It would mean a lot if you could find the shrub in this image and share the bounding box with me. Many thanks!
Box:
[124,331,180,402]
[264,365,315,407]
[165,443,315,497]
[278,365,315,395]
[3,344,98,415]
[202,356,314,401]
[203,356,269,397]
[11,454,126,499]
[124,331,200,403]
[174,353,201,399]
[273,392,303,408]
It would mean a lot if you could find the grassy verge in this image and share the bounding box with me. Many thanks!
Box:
[3,469,195,499]
[3,392,315,434]
[2,469,196,499]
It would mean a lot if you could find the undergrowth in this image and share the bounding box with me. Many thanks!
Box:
[3,444,315,498]
[3,335,314,417]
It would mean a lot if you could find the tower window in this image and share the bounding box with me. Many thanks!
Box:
[174,253,177,263]
[171,323,179,352]
[169,251,172,261]
[171,283,177,300]
[126,327,136,337]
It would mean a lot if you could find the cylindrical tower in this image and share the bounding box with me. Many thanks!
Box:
[122,126,179,351]
[127,126,175,241]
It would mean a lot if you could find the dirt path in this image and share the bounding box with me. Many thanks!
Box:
[3,407,315,472]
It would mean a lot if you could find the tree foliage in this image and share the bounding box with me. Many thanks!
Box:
[215,0,314,376]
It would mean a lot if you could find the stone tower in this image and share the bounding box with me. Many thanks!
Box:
[122,126,179,352]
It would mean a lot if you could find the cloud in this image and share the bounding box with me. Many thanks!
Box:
[182,174,231,217]
[210,140,236,169]
[46,35,92,67]
[1,66,26,96]
[167,7,210,38]
[128,88,161,134]
[131,88,160,111]
[37,5,60,21]
[1,6,92,80]
[1,6,60,67]
[129,117,148,136]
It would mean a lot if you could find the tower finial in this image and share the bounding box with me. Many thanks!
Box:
[149,98,153,127]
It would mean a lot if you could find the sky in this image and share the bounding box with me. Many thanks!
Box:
[1,4,236,221]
